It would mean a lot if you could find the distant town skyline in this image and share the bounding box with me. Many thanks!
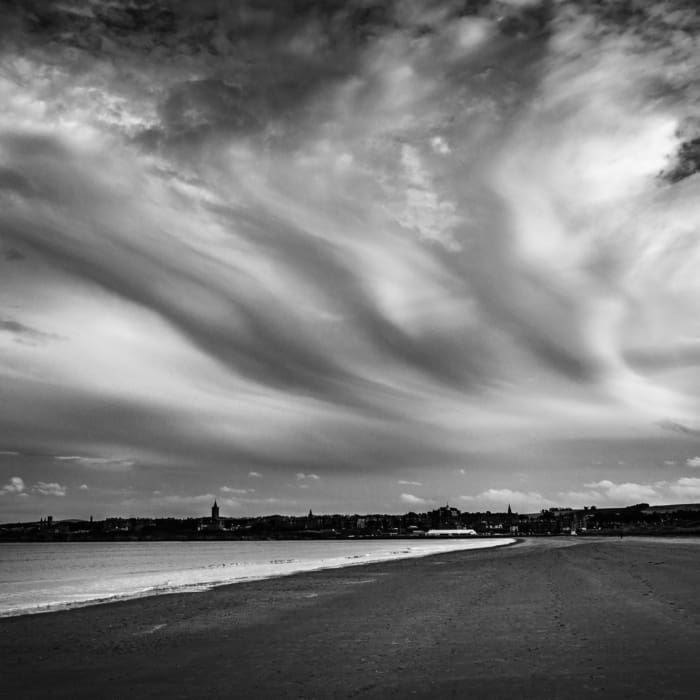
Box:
[6,499,700,543]
[2,1,700,522]
[4,489,700,525]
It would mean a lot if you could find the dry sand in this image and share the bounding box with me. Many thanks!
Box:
[2,537,700,699]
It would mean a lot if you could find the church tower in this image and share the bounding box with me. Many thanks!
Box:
[211,500,220,522]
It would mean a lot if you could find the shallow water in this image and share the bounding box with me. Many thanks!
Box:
[0,538,513,617]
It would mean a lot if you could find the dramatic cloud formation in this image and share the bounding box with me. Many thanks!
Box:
[1,1,700,519]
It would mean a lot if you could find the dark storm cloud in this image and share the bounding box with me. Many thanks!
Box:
[0,0,557,149]
[662,137,700,184]
[1,1,392,143]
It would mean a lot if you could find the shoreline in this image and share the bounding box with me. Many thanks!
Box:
[0,536,517,620]
[3,537,700,698]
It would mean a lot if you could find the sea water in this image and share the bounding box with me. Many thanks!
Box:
[0,538,513,617]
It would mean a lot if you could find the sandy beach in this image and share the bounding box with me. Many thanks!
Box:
[3,537,700,699]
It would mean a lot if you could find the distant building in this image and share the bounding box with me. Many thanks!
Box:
[305,509,319,530]
[644,503,700,514]
[198,500,223,532]
[428,505,461,529]
[426,529,477,537]
[506,504,519,535]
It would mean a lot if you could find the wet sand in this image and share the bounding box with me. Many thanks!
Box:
[3,537,700,699]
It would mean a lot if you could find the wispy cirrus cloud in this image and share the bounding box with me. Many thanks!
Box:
[54,455,135,469]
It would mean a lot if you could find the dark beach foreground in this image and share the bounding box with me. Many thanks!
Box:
[3,537,700,699]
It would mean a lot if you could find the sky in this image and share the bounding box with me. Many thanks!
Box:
[1,0,700,520]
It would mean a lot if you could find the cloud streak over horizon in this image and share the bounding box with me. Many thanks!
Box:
[2,0,700,519]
